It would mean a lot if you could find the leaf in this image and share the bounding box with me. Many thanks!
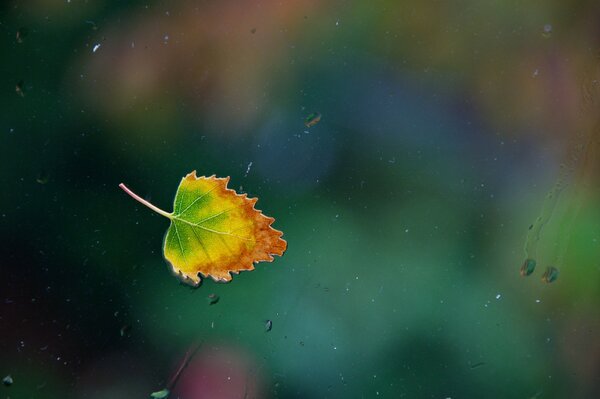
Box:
[120,171,287,286]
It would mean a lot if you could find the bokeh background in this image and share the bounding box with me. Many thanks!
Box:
[1,1,600,398]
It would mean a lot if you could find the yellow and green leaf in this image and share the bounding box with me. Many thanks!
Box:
[120,171,287,286]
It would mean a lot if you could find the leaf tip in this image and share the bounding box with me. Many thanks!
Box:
[174,268,202,287]
[185,170,198,180]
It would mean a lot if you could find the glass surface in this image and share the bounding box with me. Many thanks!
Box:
[1,1,599,398]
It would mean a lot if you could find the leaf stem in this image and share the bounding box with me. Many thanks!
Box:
[119,183,172,219]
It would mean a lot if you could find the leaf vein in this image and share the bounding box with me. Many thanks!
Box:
[176,186,187,214]
[189,224,212,262]
[173,221,187,266]
[193,203,246,226]
[175,218,255,242]
[177,183,220,216]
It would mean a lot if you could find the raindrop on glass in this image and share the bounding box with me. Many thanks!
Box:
[207,293,219,305]
[541,266,559,283]
[16,27,28,43]
[542,24,552,39]
[304,112,322,128]
[2,375,13,386]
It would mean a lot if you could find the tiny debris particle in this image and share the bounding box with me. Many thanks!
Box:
[92,43,101,53]
[469,361,486,369]
[250,28,257,34]
[150,388,170,398]
[244,162,253,177]
[85,20,98,30]
[16,27,28,43]
[304,112,322,128]
[541,266,559,283]
[15,80,25,97]
[2,375,13,386]
[207,293,219,305]
[265,319,273,332]
[36,170,49,184]
[120,324,132,337]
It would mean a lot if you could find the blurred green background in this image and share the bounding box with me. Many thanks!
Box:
[1,1,600,398]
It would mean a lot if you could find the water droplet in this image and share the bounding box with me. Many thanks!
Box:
[15,80,25,97]
[304,112,322,128]
[16,27,28,43]
[2,375,13,386]
[520,258,536,276]
[541,266,559,283]
[542,24,552,39]
[36,170,49,184]
[207,293,219,305]
[120,324,132,337]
